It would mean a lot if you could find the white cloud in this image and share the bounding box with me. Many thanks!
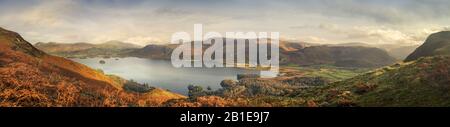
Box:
[1,0,449,46]
[125,36,163,46]
[16,0,76,28]
[349,26,414,44]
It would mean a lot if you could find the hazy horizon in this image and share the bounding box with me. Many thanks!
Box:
[1,0,450,46]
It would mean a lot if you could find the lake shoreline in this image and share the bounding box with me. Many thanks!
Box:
[70,57,263,95]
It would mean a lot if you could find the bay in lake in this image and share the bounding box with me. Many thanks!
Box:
[71,57,261,95]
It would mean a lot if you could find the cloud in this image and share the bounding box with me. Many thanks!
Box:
[349,27,414,44]
[153,8,191,16]
[284,0,450,25]
[125,36,163,46]
[303,36,329,43]
[0,0,449,46]
[16,0,76,28]
[309,23,432,44]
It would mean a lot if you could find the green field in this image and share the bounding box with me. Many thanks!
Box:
[283,64,370,82]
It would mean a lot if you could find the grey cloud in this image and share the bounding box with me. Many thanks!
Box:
[277,0,450,24]
[154,8,191,16]
[1,0,449,46]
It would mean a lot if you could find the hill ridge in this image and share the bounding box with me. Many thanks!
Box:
[405,31,450,61]
[0,27,45,57]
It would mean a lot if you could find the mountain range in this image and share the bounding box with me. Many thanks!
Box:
[35,40,141,58]
[35,39,400,68]
[125,40,397,68]
[326,42,420,60]
[281,45,397,68]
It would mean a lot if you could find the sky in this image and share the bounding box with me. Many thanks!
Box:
[0,0,449,46]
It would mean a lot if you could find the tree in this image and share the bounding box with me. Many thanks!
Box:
[188,85,204,99]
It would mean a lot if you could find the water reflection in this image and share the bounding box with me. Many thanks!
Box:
[71,57,262,95]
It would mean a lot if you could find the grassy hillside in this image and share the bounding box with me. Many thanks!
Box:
[299,56,450,107]
[168,56,449,107]
[127,44,177,60]
[34,41,141,58]
[282,65,368,82]
[405,31,450,61]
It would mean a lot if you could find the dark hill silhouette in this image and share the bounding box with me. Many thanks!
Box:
[282,46,396,68]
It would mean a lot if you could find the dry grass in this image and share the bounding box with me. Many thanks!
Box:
[0,29,186,107]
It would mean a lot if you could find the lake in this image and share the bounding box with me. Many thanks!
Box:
[71,57,261,95]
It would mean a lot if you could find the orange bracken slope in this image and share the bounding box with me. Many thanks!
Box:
[0,27,185,107]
